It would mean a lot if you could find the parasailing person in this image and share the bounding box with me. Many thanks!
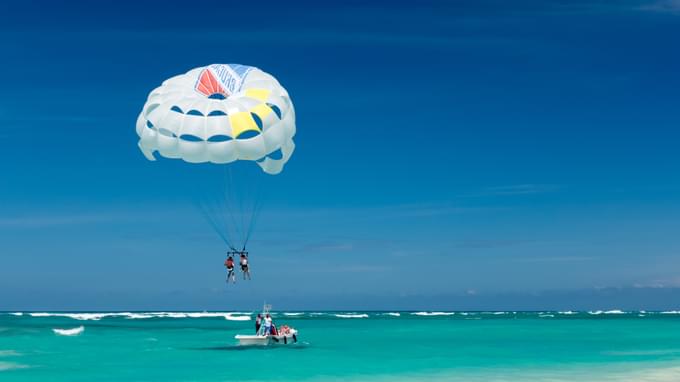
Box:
[135,63,296,281]
[224,255,236,284]
[240,251,251,280]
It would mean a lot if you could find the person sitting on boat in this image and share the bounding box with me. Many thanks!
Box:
[255,314,262,334]
[224,255,236,284]
[240,252,251,280]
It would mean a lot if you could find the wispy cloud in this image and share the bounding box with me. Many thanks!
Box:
[0,207,172,229]
[266,203,493,221]
[483,184,562,196]
[299,241,355,253]
[513,255,598,263]
[636,0,680,13]
[456,184,562,199]
[0,214,121,228]
[633,276,680,288]
[299,264,392,274]
[454,239,534,249]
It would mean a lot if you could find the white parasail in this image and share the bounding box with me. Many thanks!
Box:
[135,64,295,175]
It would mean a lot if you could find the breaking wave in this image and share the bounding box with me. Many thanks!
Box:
[412,312,455,316]
[224,314,251,321]
[26,312,253,321]
[334,314,369,318]
[32,313,126,320]
[13,310,680,321]
[53,326,85,336]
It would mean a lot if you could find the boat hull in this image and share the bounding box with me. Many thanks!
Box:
[235,330,298,346]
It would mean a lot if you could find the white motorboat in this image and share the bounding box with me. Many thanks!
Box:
[235,304,299,346]
[235,328,299,346]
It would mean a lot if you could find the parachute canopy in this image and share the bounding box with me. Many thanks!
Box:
[136,64,296,174]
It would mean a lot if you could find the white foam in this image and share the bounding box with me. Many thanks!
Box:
[384,312,401,317]
[411,312,455,316]
[589,310,604,315]
[604,310,625,314]
[225,314,251,321]
[0,361,29,371]
[283,313,305,316]
[28,313,53,317]
[30,312,120,320]
[28,311,256,320]
[492,312,507,315]
[125,313,153,319]
[661,311,680,315]
[335,314,369,318]
[53,326,84,336]
[9,313,23,316]
[152,312,188,318]
[539,314,555,318]
[558,311,577,315]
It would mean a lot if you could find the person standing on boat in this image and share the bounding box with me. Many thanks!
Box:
[255,314,262,334]
[264,314,272,335]
[240,252,251,280]
[224,255,236,284]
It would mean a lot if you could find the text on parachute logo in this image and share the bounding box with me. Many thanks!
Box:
[195,64,253,98]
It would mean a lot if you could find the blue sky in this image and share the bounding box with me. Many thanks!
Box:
[1,0,679,310]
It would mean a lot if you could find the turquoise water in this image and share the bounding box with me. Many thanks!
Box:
[3,311,680,381]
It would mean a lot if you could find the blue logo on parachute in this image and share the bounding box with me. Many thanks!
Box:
[195,64,254,99]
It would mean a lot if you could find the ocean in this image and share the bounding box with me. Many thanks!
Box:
[2,311,680,381]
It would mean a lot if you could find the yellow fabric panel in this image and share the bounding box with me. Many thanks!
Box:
[245,88,271,101]
[229,111,261,138]
[250,103,273,120]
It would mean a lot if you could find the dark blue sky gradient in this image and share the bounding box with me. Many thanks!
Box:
[1,0,679,310]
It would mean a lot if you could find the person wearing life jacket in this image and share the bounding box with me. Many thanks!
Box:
[240,252,251,280]
[224,255,236,284]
